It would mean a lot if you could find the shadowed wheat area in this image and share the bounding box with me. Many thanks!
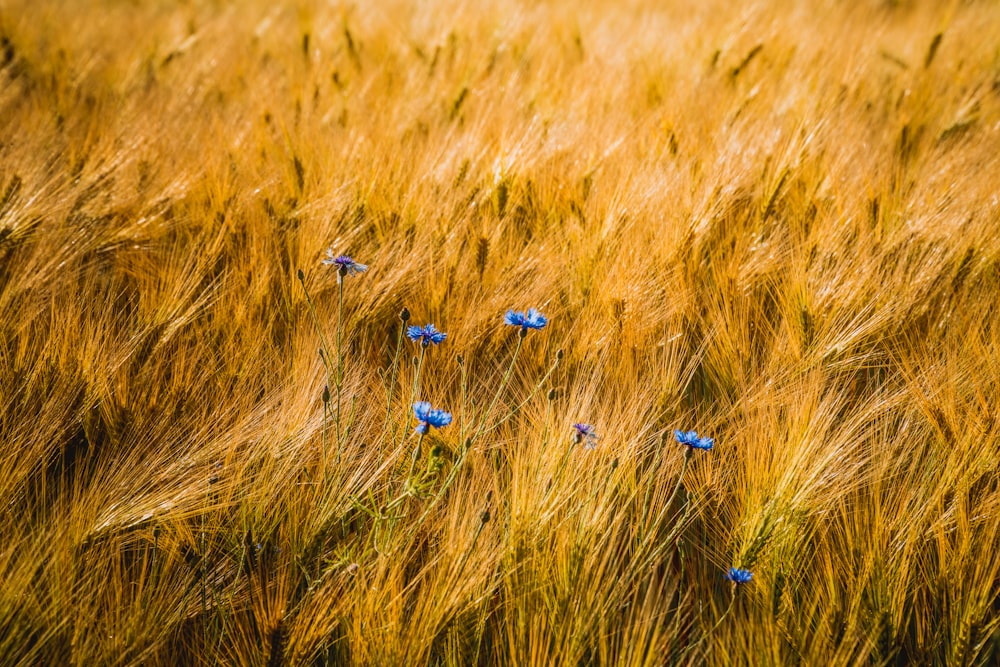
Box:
[2,0,1000,664]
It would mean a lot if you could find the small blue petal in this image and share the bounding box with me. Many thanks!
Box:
[572,422,598,448]
[413,401,432,421]
[413,401,452,433]
[426,408,453,428]
[504,310,524,327]
[524,308,548,329]
[726,567,753,584]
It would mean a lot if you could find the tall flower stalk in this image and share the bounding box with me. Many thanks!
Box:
[298,251,366,478]
[396,321,447,452]
[406,401,452,490]
[469,308,548,446]
[380,309,410,456]
[335,270,345,448]
[296,270,334,392]
[425,308,550,521]
[321,251,367,459]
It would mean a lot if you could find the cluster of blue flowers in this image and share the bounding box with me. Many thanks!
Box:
[320,251,752,589]
[323,252,555,439]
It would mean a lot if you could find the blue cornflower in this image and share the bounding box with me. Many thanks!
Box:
[726,567,753,584]
[413,401,453,435]
[321,249,368,276]
[572,423,598,449]
[406,324,447,347]
[674,429,714,451]
[504,308,548,332]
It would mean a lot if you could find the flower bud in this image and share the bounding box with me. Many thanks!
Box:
[400,307,410,322]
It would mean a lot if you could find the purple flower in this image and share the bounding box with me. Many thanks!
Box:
[674,429,714,451]
[322,249,368,276]
[406,324,447,347]
[504,308,547,331]
[413,401,453,435]
[572,423,598,449]
[726,567,753,584]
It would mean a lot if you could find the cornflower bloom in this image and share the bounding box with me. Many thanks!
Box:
[726,567,753,584]
[674,429,714,451]
[413,401,453,435]
[407,324,447,347]
[572,423,598,449]
[322,249,368,276]
[504,308,547,332]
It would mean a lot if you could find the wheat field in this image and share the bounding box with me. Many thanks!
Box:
[2,0,1000,664]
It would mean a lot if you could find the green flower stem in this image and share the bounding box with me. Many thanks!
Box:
[395,347,426,458]
[297,271,334,393]
[451,510,489,581]
[484,353,560,436]
[641,433,668,532]
[639,448,691,561]
[405,431,426,491]
[661,448,691,526]
[534,392,554,482]
[335,273,345,450]
[638,485,697,573]
[380,321,406,456]
[469,334,523,446]
[321,388,329,484]
[458,357,468,445]
[412,346,426,402]
[678,592,736,663]
[549,438,574,495]
[419,335,525,524]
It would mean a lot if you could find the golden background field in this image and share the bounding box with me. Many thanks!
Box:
[2,0,999,664]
